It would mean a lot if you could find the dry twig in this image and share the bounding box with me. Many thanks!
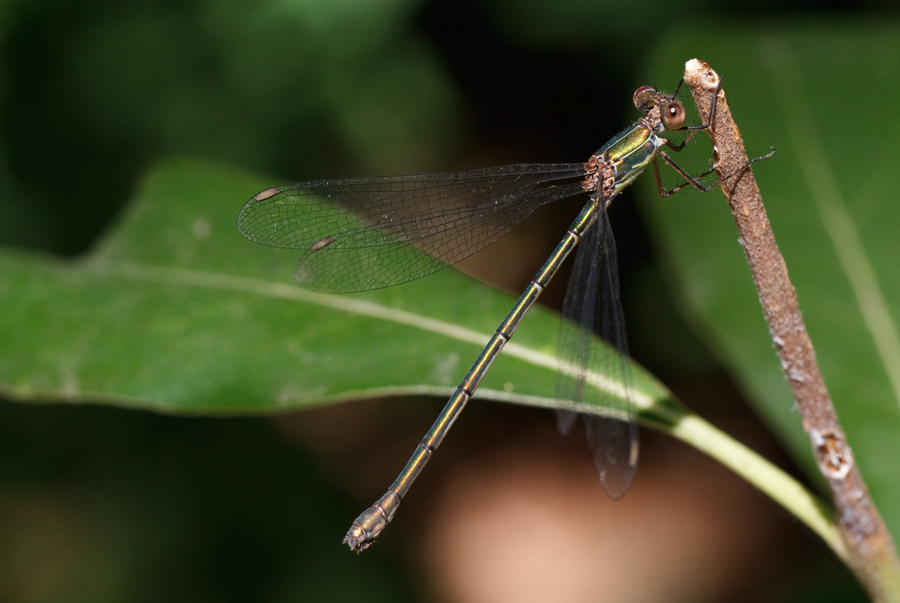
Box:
[682,58,900,600]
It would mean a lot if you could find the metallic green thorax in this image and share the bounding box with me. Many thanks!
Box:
[585,107,666,200]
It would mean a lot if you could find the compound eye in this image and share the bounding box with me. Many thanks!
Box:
[633,86,656,111]
[663,101,686,130]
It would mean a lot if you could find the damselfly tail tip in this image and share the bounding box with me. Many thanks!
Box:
[343,522,373,553]
[344,497,396,553]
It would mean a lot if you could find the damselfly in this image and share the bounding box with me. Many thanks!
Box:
[237,76,767,552]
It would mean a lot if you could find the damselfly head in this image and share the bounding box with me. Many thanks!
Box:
[633,85,686,131]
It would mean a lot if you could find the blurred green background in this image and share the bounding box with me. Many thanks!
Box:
[2,0,898,601]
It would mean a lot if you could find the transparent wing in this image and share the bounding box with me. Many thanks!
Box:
[237,163,586,292]
[556,206,638,500]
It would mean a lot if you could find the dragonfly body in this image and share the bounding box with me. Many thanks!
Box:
[237,79,742,552]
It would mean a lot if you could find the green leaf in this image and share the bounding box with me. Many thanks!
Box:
[0,158,669,416]
[640,27,900,541]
